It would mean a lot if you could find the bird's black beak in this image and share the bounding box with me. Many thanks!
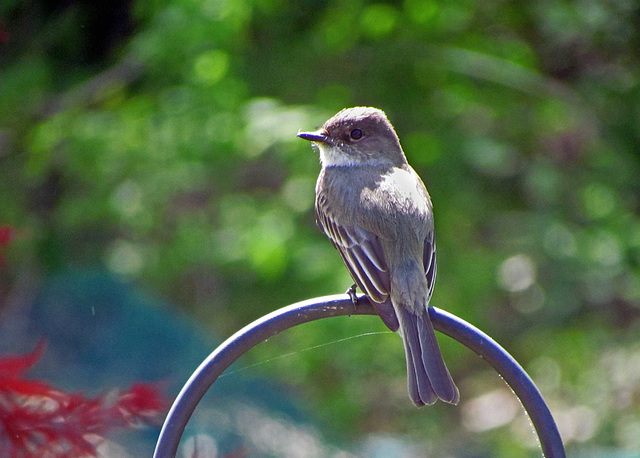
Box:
[297,130,328,144]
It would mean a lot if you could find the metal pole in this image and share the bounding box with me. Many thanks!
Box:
[154,295,565,457]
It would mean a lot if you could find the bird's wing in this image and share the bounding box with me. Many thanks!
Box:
[316,205,390,302]
[316,203,399,331]
[423,232,437,302]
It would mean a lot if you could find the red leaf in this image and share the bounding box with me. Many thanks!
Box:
[0,226,14,245]
[0,340,47,378]
[0,225,14,264]
[0,341,171,456]
[0,21,7,43]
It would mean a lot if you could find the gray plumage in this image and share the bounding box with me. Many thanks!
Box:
[298,107,459,406]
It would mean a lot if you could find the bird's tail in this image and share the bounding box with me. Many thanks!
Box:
[397,306,459,406]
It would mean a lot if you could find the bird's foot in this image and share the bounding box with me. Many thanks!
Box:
[346,284,358,305]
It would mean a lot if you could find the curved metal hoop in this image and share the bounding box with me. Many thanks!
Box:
[154,295,566,458]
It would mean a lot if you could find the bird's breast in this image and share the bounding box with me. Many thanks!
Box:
[317,165,432,242]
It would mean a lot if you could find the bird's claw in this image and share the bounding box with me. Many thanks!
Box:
[346,284,358,305]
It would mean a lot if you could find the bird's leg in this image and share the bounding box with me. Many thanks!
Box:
[346,284,359,304]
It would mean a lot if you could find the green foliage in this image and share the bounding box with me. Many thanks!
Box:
[2,0,640,454]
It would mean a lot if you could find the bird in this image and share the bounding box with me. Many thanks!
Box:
[297,107,459,406]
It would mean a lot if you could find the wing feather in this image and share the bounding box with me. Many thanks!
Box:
[316,205,391,305]
[423,235,437,301]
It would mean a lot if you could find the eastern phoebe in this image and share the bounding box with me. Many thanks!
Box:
[297,107,459,406]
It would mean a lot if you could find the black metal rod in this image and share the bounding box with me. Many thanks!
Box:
[154,295,565,457]
[433,307,565,457]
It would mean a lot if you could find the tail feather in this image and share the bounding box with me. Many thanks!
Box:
[398,306,459,406]
[403,338,426,407]
[417,308,459,404]
[401,318,435,406]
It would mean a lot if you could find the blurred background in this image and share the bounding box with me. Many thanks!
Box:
[1,0,640,456]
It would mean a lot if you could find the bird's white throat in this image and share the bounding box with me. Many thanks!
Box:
[316,143,360,167]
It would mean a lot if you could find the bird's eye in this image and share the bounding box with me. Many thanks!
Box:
[350,129,363,140]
